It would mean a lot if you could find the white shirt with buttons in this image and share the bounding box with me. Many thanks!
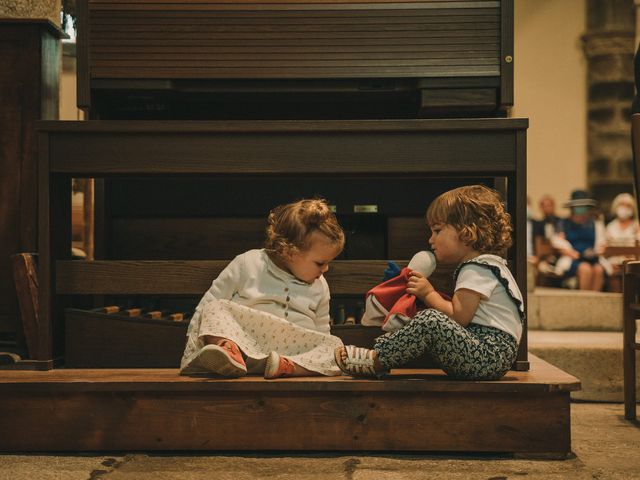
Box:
[195,249,332,334]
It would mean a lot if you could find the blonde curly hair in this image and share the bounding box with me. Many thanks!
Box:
[265,198,345,258]
[426,185,512,256]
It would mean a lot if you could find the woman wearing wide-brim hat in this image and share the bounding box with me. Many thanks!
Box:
[548,189,610,291]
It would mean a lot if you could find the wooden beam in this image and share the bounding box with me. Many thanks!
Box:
[55,259,404,295]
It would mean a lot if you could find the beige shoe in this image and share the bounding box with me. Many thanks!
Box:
[191,343,247,377]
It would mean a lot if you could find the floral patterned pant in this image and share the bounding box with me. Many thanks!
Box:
[373,308,518,380]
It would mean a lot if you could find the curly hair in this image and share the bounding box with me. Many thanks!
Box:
[265,198,345,257]
[426,185,512,256]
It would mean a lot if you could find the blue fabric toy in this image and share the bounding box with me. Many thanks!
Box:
[382,261,401,281]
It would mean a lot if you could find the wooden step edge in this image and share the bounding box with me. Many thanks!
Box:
[0,355,580,394]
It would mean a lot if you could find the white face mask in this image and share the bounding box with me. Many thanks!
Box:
[616,206,634,220]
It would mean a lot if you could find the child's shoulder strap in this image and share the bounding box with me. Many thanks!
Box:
[453,255,526,324]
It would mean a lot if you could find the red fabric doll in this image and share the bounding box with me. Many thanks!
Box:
[361,251,437,332]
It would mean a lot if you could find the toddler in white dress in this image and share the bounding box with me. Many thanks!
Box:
[180,198,345,378]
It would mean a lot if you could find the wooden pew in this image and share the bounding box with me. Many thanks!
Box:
[2,119,583,455]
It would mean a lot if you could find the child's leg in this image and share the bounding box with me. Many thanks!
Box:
[264,351,322,379]
[374,309,517,380]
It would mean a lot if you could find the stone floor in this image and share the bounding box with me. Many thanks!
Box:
[1,403,638,480]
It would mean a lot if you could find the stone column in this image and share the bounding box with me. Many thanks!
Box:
[582,0,636,212]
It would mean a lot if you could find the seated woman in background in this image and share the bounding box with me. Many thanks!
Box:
[550,190,610,291]
[605,192,640,268]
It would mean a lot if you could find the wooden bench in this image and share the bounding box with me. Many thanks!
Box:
[4,118,583,454]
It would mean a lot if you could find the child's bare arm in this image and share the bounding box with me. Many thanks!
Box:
[407,271,481,326]
[447,289,482,326]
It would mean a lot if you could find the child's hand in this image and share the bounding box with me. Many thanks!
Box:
[406,270,435,302]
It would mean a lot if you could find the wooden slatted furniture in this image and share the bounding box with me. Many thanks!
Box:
[77,0,513,118]
[0,117,578,454]
[37,119,529,368]
[623,113,640,420]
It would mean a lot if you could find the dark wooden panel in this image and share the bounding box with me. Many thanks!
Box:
[500,0,514,107]
[55,260,406,295]
[41,118,528,132]
[76,0,512,116]
[56,259,458,297]
[65,308,187,368]
[46,121,520,174]
[0,81,22,329]
[91,15,500,26]
[103,177,474,217]
[0,22,60,338]
[86,0,501,84]
[88,0,501,10]
[90,66,499,79]
[110,217,267,260]
[387,217,428,258]
[0,388,571,452]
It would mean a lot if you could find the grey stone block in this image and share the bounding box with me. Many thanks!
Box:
[529,330,639,402]
[527,288,622,331]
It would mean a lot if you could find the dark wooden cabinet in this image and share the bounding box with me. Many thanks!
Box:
[37,118,528,369]
[77,0,513,119]
[0,20,61,345]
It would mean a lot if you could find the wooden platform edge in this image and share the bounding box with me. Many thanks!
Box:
[0,354,580,393]
[0,354,577,454]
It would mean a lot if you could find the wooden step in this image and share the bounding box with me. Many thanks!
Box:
[0,354,579,455]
